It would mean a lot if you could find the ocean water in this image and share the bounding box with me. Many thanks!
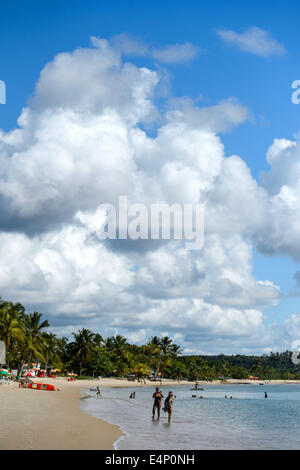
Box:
[80,384,300,450]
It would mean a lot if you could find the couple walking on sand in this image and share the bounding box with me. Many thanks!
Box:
[152,387,174,423]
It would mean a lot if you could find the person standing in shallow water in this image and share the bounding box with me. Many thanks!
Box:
[164,391,175,423]
[152,387,164,419]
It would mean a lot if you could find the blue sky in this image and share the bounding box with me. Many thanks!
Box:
[0,0,300,353]
[1,0,300,182]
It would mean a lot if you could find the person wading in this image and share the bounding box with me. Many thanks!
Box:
[152,387,164,419]
[164,391,175,423]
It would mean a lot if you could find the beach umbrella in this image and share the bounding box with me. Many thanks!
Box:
[0,370,10,376]
[68,372,77,376]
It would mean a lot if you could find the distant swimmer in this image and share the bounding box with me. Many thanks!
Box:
[96,386,102,398]
[265,392,268,399]
[152,387,164,419]
[225,395,228,399]
[230,396,233,399]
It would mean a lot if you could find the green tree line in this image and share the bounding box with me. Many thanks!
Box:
[1,297,300,380]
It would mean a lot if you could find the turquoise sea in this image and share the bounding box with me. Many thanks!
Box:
[80,384,300,450]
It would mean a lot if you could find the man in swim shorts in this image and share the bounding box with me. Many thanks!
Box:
[152,387,164,419]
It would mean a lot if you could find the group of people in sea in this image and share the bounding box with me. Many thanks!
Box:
[129,387,176,422]
[96,384,270,424]
[152,387,174,423]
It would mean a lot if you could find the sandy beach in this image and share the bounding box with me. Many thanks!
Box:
[1,377,300,450]
[0,377,123,450]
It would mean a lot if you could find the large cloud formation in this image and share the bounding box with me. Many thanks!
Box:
[0,37,297,353]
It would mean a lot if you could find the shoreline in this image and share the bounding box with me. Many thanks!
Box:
[1,377,300,450]
[80,378,300,451]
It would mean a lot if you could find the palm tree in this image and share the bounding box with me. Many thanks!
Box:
[69,328,95,375]
[104,337,115,352]
[24,312,49,367]
[55,336,69,366]
[0,303,25,367]
[93,333,104,348]
[160,336,173,354]
[115,349,134,377]
[42,332,62,369]
[169,343,182,357]
[18,335,45,375]
[145,337,162,377]
[112,335,128,358]
[0,299,25,317]
[104,335,129,377]
[148,336,161,347]
[158,336,174,377]
[24,312,49,338]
